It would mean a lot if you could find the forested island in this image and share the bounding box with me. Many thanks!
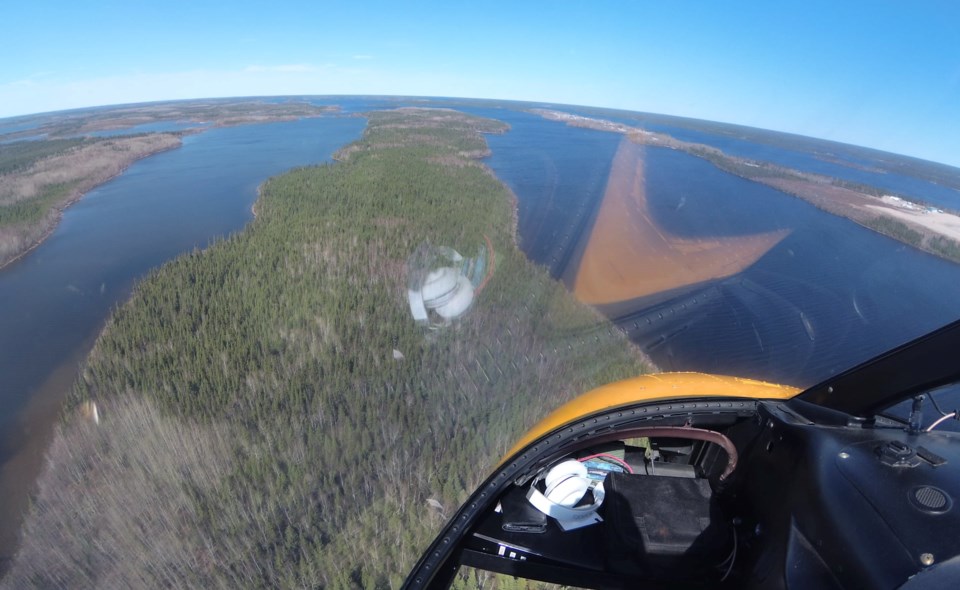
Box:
[535,109,960,264]
[2,109,651,587]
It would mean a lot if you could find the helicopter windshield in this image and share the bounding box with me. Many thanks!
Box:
[1,2,959,588]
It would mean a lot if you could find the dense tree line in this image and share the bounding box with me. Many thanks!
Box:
[0,183,72,226]
[930,236,960,261]
[862,216,924,247]
[0,138,87,176]
[5,109,650,588]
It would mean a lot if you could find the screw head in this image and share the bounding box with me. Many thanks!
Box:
[920,553,935,567]
[839,452,850,459]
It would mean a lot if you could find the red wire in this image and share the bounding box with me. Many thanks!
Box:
[578,453,634,474]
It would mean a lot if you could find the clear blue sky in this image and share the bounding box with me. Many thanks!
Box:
[2,1,958,166]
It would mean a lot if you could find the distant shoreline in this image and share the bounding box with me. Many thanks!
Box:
[0,135,183,270]
[0,102,342,272]
[0,139,182,271]
[533,108,960,265]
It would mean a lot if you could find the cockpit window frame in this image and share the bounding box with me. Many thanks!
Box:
[797,318,960,418]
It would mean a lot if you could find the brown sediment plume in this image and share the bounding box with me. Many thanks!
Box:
[573,138,790,305]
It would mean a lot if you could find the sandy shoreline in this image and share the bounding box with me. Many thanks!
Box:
[573,138,789,305]
[0,334,98,567]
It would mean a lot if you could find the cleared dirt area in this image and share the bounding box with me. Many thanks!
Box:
[763,177,960,260]
[573,138,789,305]
[866,204,960,242]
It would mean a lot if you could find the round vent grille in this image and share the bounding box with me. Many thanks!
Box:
[911,486,952,514]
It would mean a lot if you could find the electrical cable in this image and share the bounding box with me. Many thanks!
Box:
[720,527,737,582]
[929,393,949,417]
[717,527,736,568]
[925,411,958,432]
[578,453,634,474]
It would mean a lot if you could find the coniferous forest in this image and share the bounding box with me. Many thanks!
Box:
[4,109,651,588]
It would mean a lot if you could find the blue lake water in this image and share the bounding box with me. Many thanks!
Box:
[635,147,960,384]
[465,107,620,278]
[0,134,48,145]
[0,115,365,562]
[647,124,960,211]
[0,121,42,135]
[316,99,960,387]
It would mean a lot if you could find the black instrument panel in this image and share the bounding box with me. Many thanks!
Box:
[743,402,960,589]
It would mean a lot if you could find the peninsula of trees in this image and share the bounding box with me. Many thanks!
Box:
[3,109,651,588]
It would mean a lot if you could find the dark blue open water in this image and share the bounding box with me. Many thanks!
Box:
[636,148,960,384]
[466,108,620,277]
[313,99,960,388]
[0,135,47,145]
[0,121,42,135]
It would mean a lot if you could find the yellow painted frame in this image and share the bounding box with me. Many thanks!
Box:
[502,372,800,463]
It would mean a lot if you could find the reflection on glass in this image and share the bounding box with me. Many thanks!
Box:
[407,241,492,328]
